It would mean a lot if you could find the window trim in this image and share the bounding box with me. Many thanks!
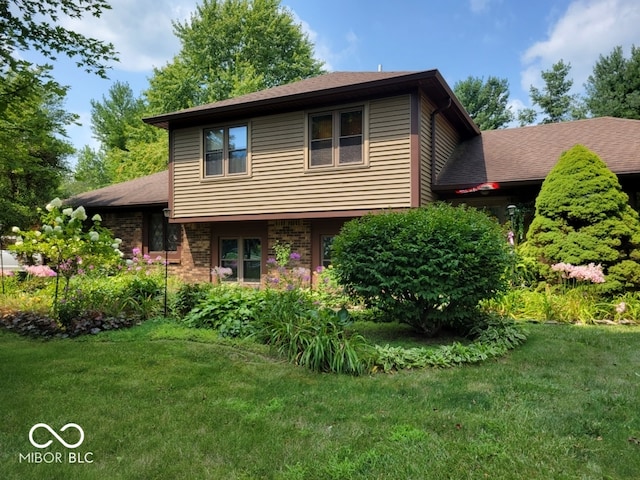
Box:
[201,122,251,179]
[305,104,369,170]
[219,236,263,283]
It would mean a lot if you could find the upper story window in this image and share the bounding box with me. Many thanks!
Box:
[309,108,364,168]
[204,125,248,177]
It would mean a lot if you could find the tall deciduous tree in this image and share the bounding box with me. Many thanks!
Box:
[91,81,145,151]
[584,45,640,119]
[145,0,325,114]
[0,66,75,229]
[1,0,117,78]
[84,81,167,184]
[521,60,586,125]
[526,145,640,292]
[453,76,514,130]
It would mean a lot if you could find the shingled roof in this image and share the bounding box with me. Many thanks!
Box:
[67,170,168,209]
[143,70,479,138]
[435,117,640,190]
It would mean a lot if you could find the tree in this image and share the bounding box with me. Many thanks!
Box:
[1,0,117,78]
[526,145,640,292]
[0,65,75,229]
[584,45,640,119]
[145,0,325,114]
[64,146,111,195]
[524,60,586,124]
[453,76,514,130]
[91,81,145,151]
[86,80,167,184]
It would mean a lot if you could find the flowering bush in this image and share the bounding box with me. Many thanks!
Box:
[264,243,311,290]
[551,262,606,284]
[10,198,124,319]
[126,247,164,276]
[211,266,233,283]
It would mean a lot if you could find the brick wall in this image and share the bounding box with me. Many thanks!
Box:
[180,223,212,283]
[102,211,142,257]
[267,219,311,267]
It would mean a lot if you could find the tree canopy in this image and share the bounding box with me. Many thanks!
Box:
[520,60,586,125]
[453,76,514,130]
[1,0,117,78]
[145,0,325,114]
[0,66,75,229]
[585,45,640,119]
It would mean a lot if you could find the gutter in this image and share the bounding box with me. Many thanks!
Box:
[430,98,452,188]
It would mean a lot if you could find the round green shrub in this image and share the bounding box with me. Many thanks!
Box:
[526,144,640,292]
[331,203,510,336]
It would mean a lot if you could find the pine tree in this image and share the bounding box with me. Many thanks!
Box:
[526,145,640,291]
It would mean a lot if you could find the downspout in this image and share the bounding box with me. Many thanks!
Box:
[430,98,452,188]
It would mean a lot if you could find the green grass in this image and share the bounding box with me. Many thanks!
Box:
[1,319,639,479]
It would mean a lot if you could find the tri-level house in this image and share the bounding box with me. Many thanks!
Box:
[71,70,640,283]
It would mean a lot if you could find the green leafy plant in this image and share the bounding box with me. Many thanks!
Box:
[372,319,527,372]
[182,285,264,337]
[332,203,510,336]
[170,282,214,317]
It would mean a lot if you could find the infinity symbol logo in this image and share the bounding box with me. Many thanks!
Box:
[29,423,85,449]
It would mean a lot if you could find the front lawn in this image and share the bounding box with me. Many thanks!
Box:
[1,320,639,479]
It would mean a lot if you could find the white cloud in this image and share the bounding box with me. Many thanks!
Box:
[469,0,491,14]
[290,10,359,72]
[60,0,196,73]
[521,0,640,93]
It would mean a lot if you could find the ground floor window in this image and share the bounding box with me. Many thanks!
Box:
[220,237,262,281]
[321,235,335,268]
[149,212,180,252]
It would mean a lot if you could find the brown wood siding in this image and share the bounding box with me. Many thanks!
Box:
[419,95,462,206]
[171,96,412,219]
[420,95,435,204]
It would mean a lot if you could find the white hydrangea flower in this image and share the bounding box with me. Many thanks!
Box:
[46,198,62,211]
[92,214,102,222]
[11,226,20,233]
[71,206,87,221]
[62,208,73,216]
[89,231,100,241]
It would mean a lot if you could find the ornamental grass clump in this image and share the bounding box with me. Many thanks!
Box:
[332,203,511,336]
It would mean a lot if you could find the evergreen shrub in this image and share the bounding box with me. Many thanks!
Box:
[331,203,510,336]
[526,145,640,292]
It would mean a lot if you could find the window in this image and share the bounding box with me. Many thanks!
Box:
[220,238,262,282]
[204,125,248,177]
[321,235,335,268]
[309,108,364,167]
[149,212,180,252]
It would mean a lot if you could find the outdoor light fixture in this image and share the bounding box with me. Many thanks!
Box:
[507,204,517,217]
[162,208,171,317]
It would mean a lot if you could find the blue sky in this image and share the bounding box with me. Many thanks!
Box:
[25,0,640,166]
